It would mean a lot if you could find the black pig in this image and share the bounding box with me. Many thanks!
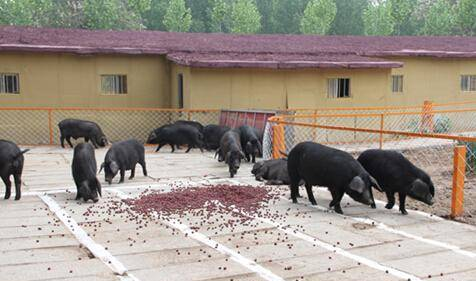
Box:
[99,139,147,184]
[174,120,204,133]
[357,149,435,215]
[0,140,29,200]
[72,143,101,203]
[203,124,230,150]
[58,119,107,148]
[252,159,292,185]
[239,125,262,163]
[219,130,245,178]
[287,142,381,214]
[147,124,203,153]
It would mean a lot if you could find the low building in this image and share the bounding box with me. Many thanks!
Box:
[0,26,475,110]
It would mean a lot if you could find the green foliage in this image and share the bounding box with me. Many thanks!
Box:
[363,1,395,35]
[210,0,229,33]
[389,0,417,35]
[420,0,456,35]
[1,0,474,36]
[455,0,476,36]
[82,0,148,30]
[329,0,368,35]
[143,0,168,30]
[433,115,451,134]
[0,0,53,26]
[300,0,337,34]
[163,0,192,32]
[230,0,261,34]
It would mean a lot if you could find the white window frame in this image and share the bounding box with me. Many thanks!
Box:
[327,78,351,99]
[0,73,20,94]
[391,75,404,93]
[461,75,476,92]
[101,75,127,94]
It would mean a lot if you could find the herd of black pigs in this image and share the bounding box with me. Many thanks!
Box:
[0,118,434,215]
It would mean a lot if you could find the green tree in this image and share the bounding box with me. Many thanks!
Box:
[82,0,148,30]
[0,0,53,26]
[363,1,395,35]
[230,0,261,34]
[455,0,476,36]
[163,0,192,32]
[329,0,368,35]
[256,0,308,34]
[300,0,337,34]
[210,0,229,33]
[143,0,168,30]
[390,0,418,35]
[421,0,456,35]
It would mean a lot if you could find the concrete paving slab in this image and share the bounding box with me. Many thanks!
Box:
[4,146,476,281]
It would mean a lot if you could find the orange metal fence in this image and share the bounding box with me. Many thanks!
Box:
[0,107,220,145]
[264,107,476,222]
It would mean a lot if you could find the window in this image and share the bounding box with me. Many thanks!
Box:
[461,75,476,92]
[392,75,403,93]
[178,74,184,108]
[0,73,19,94]
[327,78,350,98]
[101,75,127,94]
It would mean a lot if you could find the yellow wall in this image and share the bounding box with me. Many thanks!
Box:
[0,52,170,108]
[189,67,391,110]
[170,64,192,108]
[188,57,476,110]
[1,52,475,110]
[388,57,476,105]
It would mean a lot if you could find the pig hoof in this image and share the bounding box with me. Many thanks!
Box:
[14,196,21,201]
[385,203,394,209]
[310,200,317,206]
[370,203,376,209]
[334,207,343,214]
[400,209,408,215]
[129,176,134,180]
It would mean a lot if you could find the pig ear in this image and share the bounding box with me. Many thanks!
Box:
[411,179,429,198]
[349,176,365,193]
[369,175,383,192]
[98,163,105,174]
[110,161,119,174]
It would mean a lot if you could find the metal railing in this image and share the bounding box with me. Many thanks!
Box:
[264,106,476,223]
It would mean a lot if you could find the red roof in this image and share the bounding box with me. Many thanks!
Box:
[1,26,476,69]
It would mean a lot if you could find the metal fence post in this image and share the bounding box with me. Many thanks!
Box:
[421,100,434,133]
[379,114,384,149]
[48,109,54,145]
[272,118,285,159]
[451,145,467,218]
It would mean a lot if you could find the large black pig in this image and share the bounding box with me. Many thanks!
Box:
[147,124,204,153]
[239,125,262,163]
[203,124,230,150]
[0,140,29,200]
[287,142,381,214]
[99,139,147,184]
[58,119,107,148]
[357,149,435,215]
[218,130,245,178]
[72,143,102,203]
[174,120,204,133]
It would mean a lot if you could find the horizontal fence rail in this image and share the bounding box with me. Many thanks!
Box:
[0,107,220,145]
[264,106,476,223]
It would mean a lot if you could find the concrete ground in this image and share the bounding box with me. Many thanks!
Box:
[1,145,476,281]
